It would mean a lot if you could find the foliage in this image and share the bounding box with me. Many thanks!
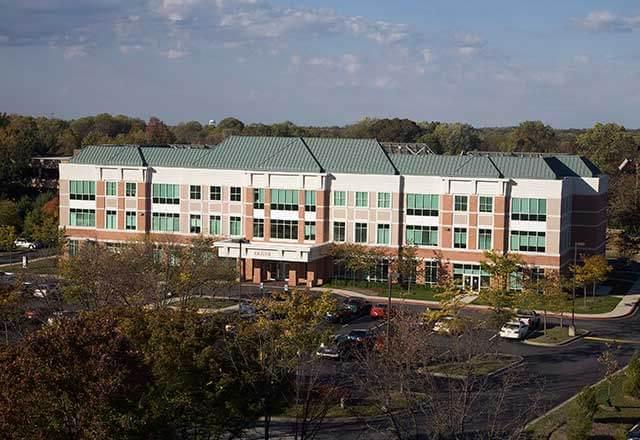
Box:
[434,122,481,154]
[328,242,387,280]
[145,116,176,144]
[623,352,640,399]
[508,120,557,152]
[479,251,523,326]
[576,122,637,175]
[566,387,597,440]
[60,237,237,309]
[0,312,153,439]
[0,225,16,252]
[598,344,620,406]
[520,270,570,332]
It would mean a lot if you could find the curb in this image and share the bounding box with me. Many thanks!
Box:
[0,254,58,269]
[315,287,640,321]
[525,366,629,431]
[522,330,590,347]
[424,355,524,380]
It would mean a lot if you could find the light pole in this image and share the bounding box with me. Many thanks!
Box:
[233,238,250,283]
[569,241,586,336]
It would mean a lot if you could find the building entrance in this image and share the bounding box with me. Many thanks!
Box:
[266,262,289,281]
[463,274,480,292]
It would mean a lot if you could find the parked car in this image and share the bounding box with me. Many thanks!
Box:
[46,310,78,325]
[238,302,257,318]
[325,305,356,324]
[499,320,530,340]
[24,309,43,320]
[432,316,458,335]
[515,310,540,329]
[370,303,397,319]
[627,423,640,440]
[343,298,372,317]
[14,239,39,250]
[33,284,57,298]
[316,334,351,360]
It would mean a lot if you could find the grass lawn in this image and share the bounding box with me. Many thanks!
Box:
[323,280,441,302]
[527,326,588,345]
[277,395,413,418]
[527,369,638,439]
[2,257,59,275]
[182,297,237,309]
[426,354,521,377]
[472,294,621,314]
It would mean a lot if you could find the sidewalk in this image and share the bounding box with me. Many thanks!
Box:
[309,287,640,321]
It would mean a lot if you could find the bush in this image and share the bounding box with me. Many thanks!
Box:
[624,352,640,398]
[566,387,597,440]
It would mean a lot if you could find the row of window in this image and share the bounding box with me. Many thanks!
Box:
[69,211,545,252]
[71,181,547,224]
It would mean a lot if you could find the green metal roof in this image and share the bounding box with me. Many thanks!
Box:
[488,156,558,179]
[302,137,398,175]
[211,136,323,173]
[69,137,602,180]
[393,155,501,178]
[72,145,146,167]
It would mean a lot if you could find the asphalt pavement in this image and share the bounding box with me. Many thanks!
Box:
[234,283,640,438]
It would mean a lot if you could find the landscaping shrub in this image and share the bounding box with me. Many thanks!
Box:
[566,387,597,440]
[624,352,640,398]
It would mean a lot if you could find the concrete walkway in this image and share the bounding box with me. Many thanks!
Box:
[309,287,640,320]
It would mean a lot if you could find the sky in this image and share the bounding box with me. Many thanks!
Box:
[1,0,639,128]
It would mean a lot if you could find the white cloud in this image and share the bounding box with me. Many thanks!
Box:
[574,55,590,64]
[120,44,143,54]
[63,45,88,59]
[576,10,640,33]
[422,49,433,64]
[457,46,477,57]
[454,33,485,58]
[165,48,188,59]
[372,76,396,89]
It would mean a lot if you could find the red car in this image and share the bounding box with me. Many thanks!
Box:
[370,303,388,319]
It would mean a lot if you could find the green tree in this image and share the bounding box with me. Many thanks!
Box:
[0,199,20,229]
[131,308,253,438]
[328,243,385,285]
[566,387,597,440]
[576,123,637,175]
[624,352,640,399]
[145,116,176,144]
[433,122,481,154]
[508,120,557,152]
[0,116,40,192]
[0,225,16,252]
[479,250,523,327]
[519,270,569,333]
[396,245,422,295]
[172,120,205,143]
[0,312,153,439]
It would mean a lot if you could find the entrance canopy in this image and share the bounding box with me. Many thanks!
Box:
[214,239,330,263]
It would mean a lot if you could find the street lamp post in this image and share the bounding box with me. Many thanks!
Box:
[569,241,586,336]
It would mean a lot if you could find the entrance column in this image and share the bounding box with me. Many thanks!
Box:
[288,267,297,287]
[253,260,263,284]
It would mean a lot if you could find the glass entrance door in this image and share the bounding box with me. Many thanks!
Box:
[463,274,480,292]
[276,262,289,281]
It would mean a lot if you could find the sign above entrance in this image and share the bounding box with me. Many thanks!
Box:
[252,250,278,258]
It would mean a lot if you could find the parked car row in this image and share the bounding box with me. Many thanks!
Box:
[499,310,540,340]
[316,328,380,361]
[325,298,372,324]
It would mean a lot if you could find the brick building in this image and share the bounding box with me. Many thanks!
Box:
[59,136,607,288]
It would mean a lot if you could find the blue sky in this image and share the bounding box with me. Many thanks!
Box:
[1,0,639,127]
